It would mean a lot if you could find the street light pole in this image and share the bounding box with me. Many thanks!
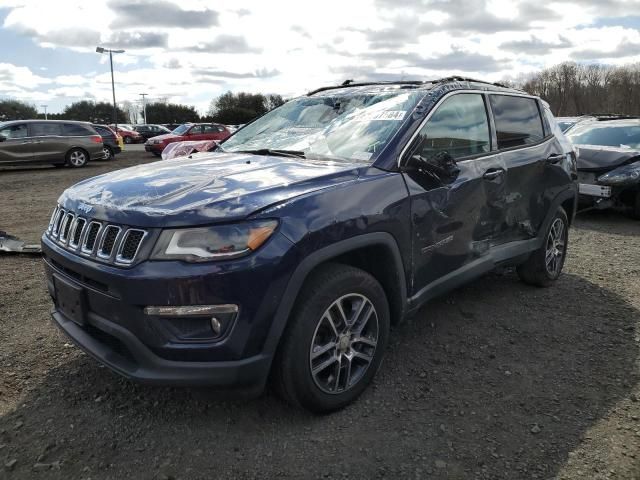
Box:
[40,105,48,120]
[96,46,125,130]
[139,93,148,124]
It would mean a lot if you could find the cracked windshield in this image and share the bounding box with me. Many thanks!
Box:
[222,88,423,162]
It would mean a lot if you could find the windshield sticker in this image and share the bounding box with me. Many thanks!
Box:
[356,110,406,122]
[351,151,373,161]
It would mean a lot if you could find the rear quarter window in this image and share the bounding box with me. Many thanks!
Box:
[490,95,544,149]
[63,124,94,136]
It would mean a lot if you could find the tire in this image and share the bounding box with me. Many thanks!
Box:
[517,207,569,287]
[124,136,132,144]
[66,148,88,168]
[102,146,114,161]
[152,152,161,157]
[273,263,390,413]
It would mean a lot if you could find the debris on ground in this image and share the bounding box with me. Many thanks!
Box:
[0,231,41,254]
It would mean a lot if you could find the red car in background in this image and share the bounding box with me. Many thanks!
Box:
[144,123,231,156]
[115,127,144,144]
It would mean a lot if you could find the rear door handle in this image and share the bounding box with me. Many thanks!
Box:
[483,168,505,180]
[547,153,564,164]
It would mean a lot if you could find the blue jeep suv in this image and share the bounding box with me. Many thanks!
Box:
[42,78,577,412]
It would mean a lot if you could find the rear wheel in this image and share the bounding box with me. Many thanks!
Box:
[273,263,390,413]
[102,146,114,160]
[66,148,88,168]
[517,207,569,287]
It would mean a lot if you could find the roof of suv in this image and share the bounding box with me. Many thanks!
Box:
[0,119,92,125]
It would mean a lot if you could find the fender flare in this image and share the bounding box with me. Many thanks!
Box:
[261,232,408,358]
[537,186,578,248]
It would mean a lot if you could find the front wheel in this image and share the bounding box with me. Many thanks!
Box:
[66,148,88,168]
[273,263,390,413]
[517,207,569,287]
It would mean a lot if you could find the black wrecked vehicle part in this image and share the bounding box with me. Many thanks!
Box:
[0,231,41,254]
[575,145,640,171]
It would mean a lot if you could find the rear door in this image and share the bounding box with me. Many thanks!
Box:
[487,94,551,244]
[202,124,228,140]
[0,123,33,164]
[401,92,501,292]
[29,122,65,161]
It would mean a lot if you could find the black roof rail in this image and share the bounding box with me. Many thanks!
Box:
[306,76,522,96]
[306,80,427,96]
[431,76,513,89]
[583,113,640,120]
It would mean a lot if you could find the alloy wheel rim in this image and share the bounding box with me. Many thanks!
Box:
[103,147,110,159]
[309,293,379,395]
[69,151,86,166]
[545,218,566,276]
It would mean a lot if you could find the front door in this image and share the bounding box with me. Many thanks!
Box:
[401,92,504,295]
[0,123,33,164]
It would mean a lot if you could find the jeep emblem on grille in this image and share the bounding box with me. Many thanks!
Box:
[78,203,93,214]
[78,203,93,213]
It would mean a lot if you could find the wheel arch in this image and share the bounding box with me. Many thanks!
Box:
[262,232,408,359]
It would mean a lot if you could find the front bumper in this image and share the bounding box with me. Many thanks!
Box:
[42,231,298,389]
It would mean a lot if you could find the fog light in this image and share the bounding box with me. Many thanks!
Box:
[211,317,221,335]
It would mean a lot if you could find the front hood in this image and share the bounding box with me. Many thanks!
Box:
[576,144,640,171]
[59,152,363,227]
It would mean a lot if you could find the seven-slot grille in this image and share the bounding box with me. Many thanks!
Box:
[47,206,147,265]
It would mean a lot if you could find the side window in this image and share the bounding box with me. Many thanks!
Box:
[0,124,28,139]
[93,126,109,136]
[489,95,544,149]
[202,124,217,134]
[63,124,92,136]
[31,123,62,136]
[188,125,203,135]
[411,93,491,161]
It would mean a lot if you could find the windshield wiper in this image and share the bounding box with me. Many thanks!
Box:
[234,148,306,159]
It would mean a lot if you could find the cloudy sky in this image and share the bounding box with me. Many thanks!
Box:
[0,0,639,114]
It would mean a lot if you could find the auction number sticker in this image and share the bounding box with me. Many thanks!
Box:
[356,110,406,121]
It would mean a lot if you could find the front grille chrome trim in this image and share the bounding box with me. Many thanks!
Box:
[69,217,87,249]
[81,221,103,255]
[46,205,148,266]
[97,225,122,260]
[58,213,75,244]
[115,229,148,265]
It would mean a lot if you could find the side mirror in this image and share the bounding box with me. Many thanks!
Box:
[408,151,460,183]
[0,135,6,142]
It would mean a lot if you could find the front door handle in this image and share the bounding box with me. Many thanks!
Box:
[547,153,564,164]
[483,168,505,180]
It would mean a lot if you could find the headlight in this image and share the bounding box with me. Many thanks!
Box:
[150,220,278,262]
[153,140,162,144]
[597,161,640,186]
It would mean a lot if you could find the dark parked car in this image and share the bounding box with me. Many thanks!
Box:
[162,123,181,131]
[134,124,171,140]
[42,78,577,412]
[0,120,104,168]
[144,123,230,156]
[566,116,640,218]
[92,124,122,160]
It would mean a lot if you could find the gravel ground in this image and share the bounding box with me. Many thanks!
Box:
[1,152,639,479]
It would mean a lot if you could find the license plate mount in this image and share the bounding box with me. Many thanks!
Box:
[53,274,86,326]
[579,183,612,198]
